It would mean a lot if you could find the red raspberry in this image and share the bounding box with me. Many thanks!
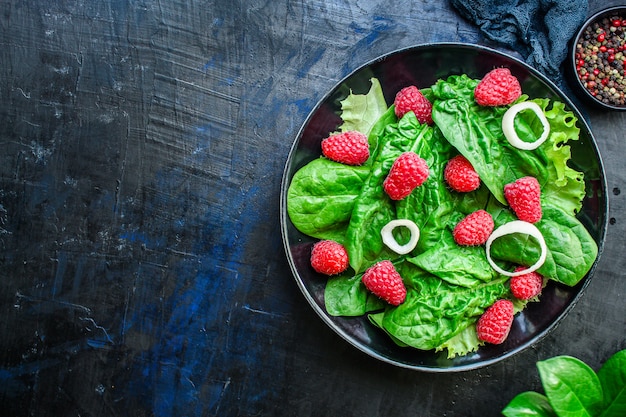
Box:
[453,210,494,246]
[476,299,514,344]
[394,85,434,125]
[504,176,542,223]
[383,152,429,200]
[321,131,369,166]
[474,68,522,106]
[361,260,406,306]
[444,155,481,192]
[310,240,349,275]
[510,267,544,300]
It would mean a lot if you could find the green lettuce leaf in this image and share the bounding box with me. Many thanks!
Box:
[338,77,388,136]
[435,324,483,359]
[540,99,586,215]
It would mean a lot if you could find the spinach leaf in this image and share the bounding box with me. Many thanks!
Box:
[598,349,626,417]
[325,259,418,317]
[379,275,509,350]
[431,75,538,204]
[287,158,370,244]
[502,392,558,417]
[368,311,409,347]
[537,356,604,417]
[407,231,499,288]
[489,205,598,286]
[345,112,433,273]
[324,272,384,316]
[338,77,388,139]
[503,350,626,417]
[431,75,586,214]
[396,127,464,252]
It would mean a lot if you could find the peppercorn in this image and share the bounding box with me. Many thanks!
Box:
[575,14,626,107]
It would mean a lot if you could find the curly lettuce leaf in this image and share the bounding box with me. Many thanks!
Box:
[408,231,499,288]
[436,324,483,359]
[540,99,586,215]
[338,77,388,137]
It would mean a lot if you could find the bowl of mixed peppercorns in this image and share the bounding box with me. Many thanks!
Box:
[571,6,626,110]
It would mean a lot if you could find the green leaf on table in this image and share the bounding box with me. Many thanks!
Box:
[502,391,558,417]
[597,349,626,417]
[431,75,586,214]
[537,356,604,417]
[489,205,598,286]
[344,112,433,273]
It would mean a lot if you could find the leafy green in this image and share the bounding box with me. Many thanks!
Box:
[489,205,598,286]
[538,356,604,417]
[325,271,384,316]
[502,392,558,417]
[286,73,599,357]
[539,100,586,215]
[287,158,370,244]
[502,350,626,417]
[435,323,483,359]
[344,112,433,273]
[338,77,388,137]
[379,275,509,350]
[408,231,499,288]
[598,350,626,417]
[431,75,585,213]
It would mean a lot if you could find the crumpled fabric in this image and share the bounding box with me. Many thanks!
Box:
[451,0,588,84]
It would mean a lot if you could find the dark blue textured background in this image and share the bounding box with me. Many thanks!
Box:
[0,1,624,416]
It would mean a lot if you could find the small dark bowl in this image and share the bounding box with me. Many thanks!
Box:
[569,6,626,110]
[281,43,608,372]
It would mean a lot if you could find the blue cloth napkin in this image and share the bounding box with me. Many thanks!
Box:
[451,0,588,84]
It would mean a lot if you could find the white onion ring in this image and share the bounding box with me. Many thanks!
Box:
[381,219,420,255]
[502,102,550,150]
[485,220,547,277]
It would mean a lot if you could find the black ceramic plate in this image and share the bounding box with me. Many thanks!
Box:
[280,43,607,372]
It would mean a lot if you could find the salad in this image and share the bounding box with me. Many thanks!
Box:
[286,72,598,358]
